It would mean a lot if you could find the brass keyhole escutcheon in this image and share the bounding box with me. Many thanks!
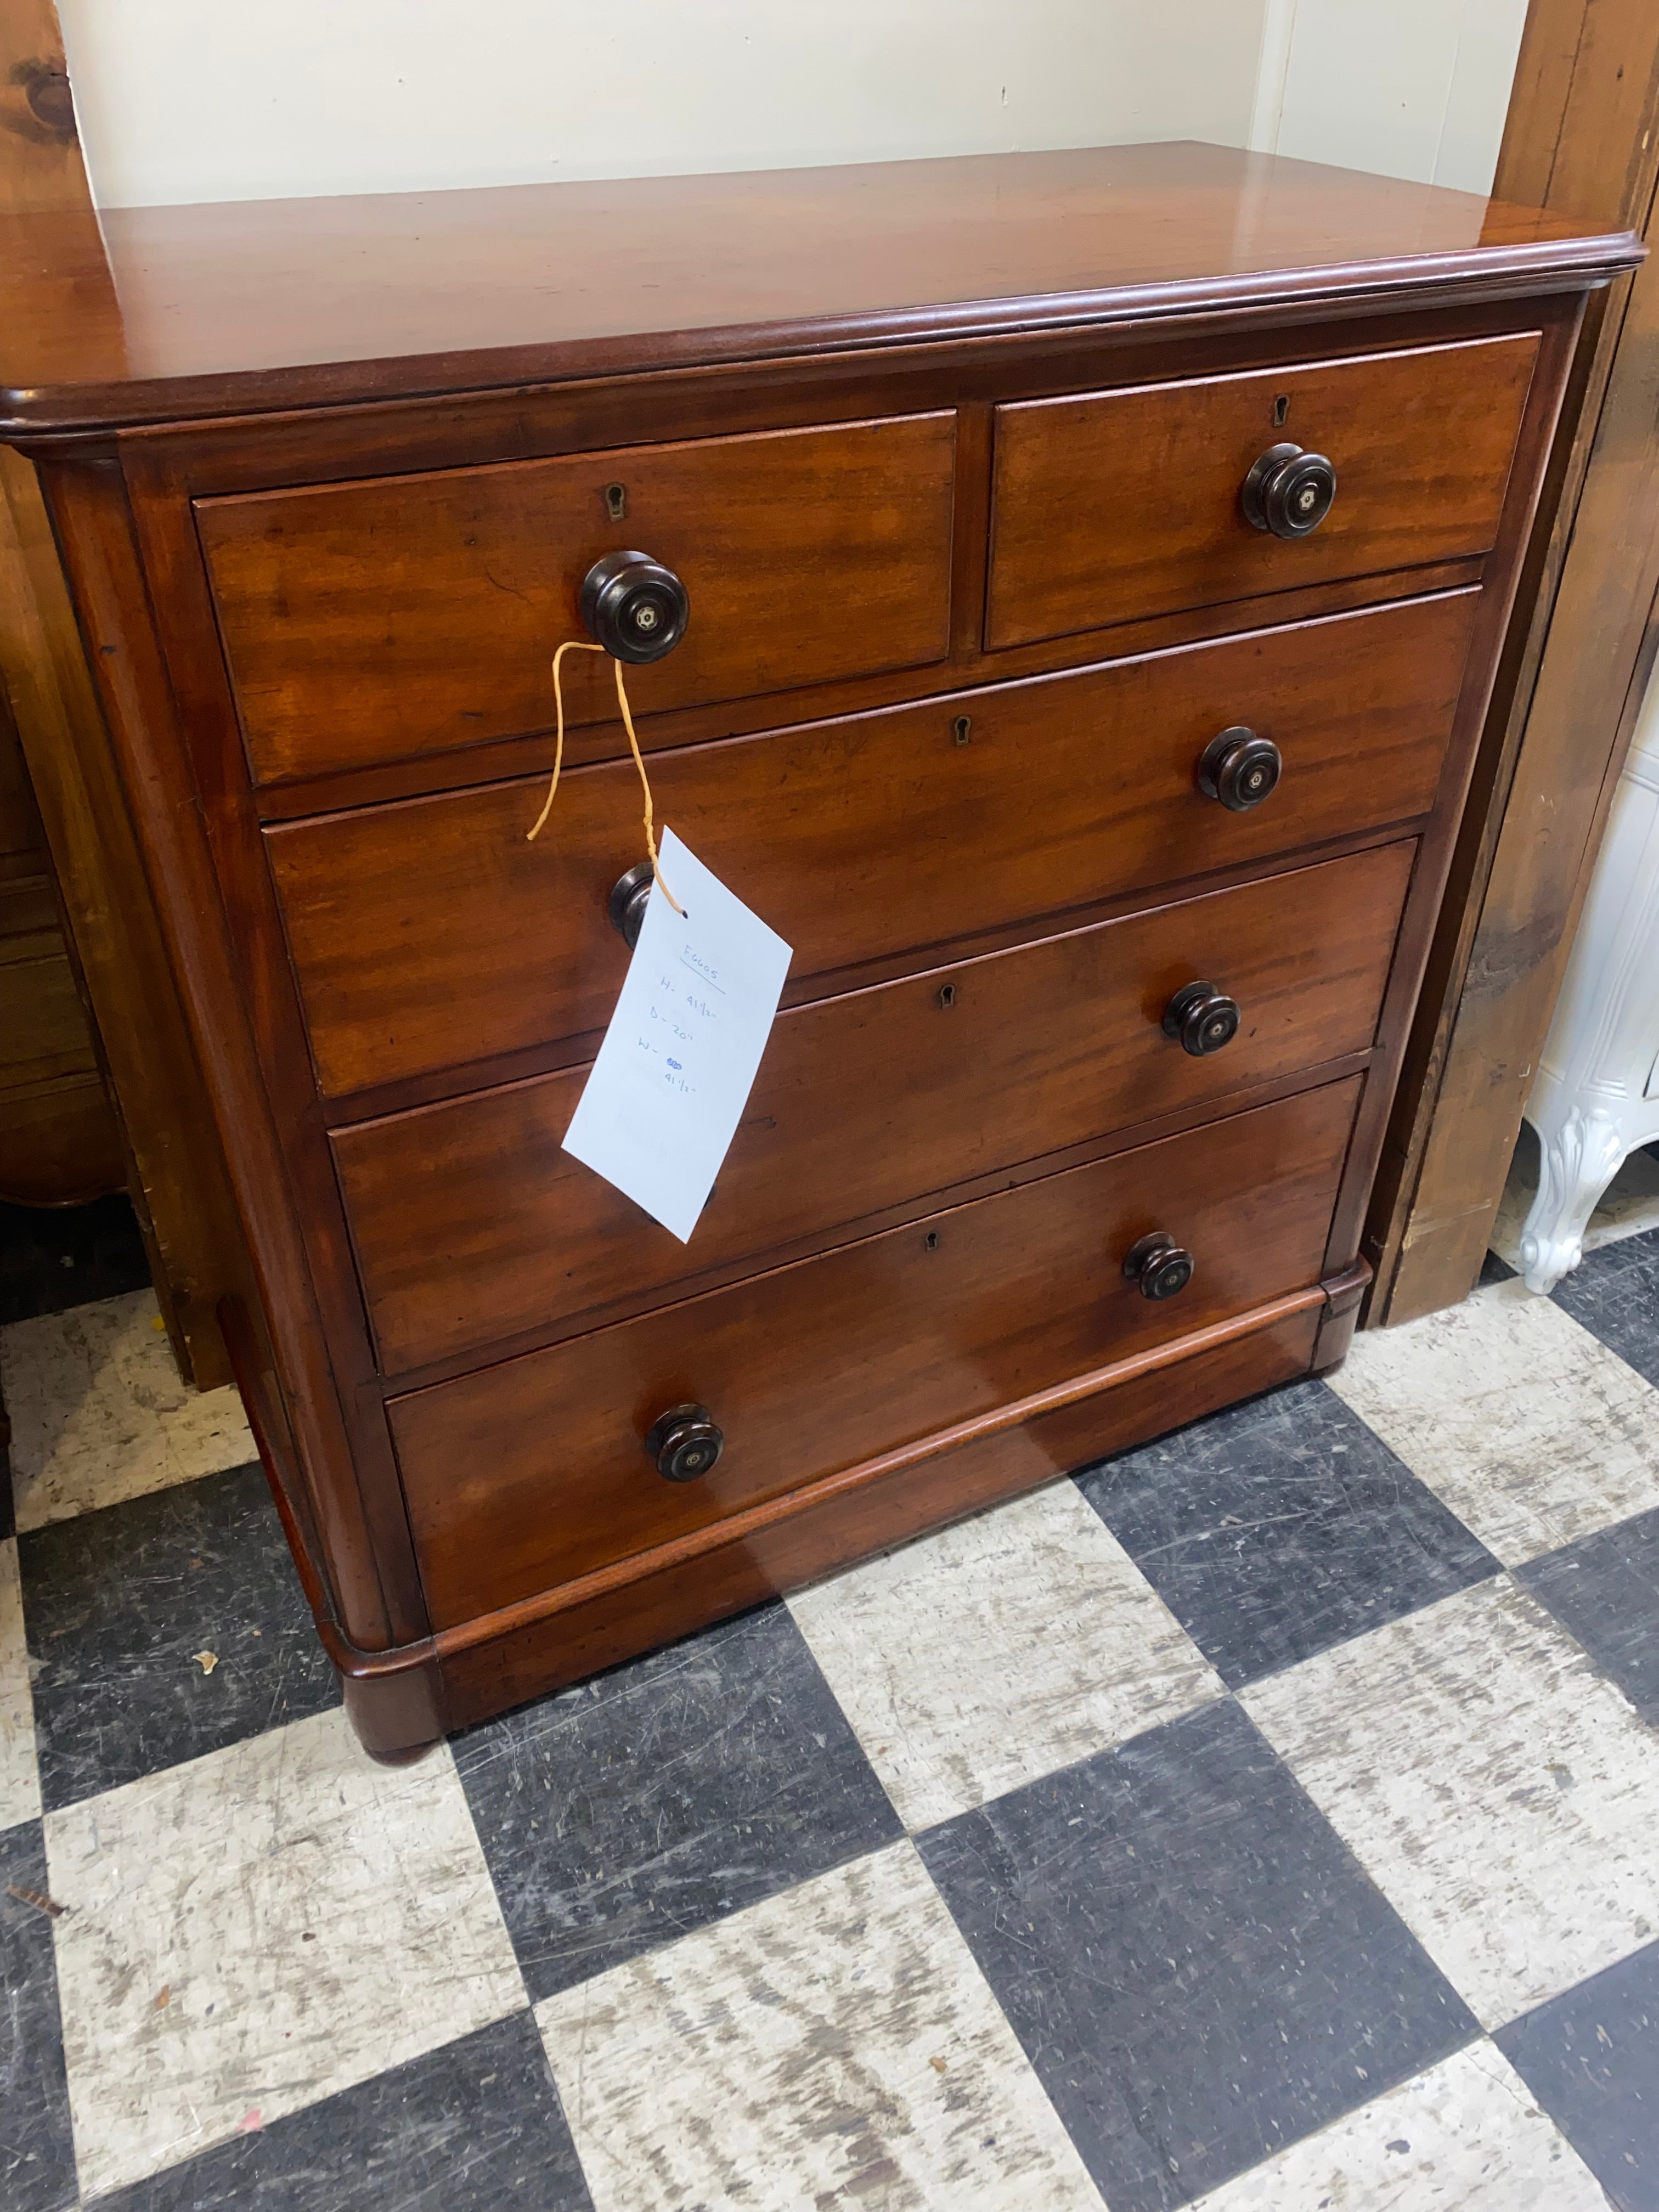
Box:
[605,482,628,521]
[938,983,957,1009]
[953,715,973,746]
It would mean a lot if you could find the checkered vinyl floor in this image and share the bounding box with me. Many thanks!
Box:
[2,1193,1658,2209]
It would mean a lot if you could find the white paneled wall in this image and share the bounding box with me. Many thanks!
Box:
[57,0,1526,210]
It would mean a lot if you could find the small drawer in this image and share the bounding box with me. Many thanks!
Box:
[388,1075,1360,1630]
[198,411,958,785]
[986,334,1537,650]
[270,589,1474,1098]
[336,840,1410,1375]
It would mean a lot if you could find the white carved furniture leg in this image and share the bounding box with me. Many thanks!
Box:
[1519,681,1659,1293]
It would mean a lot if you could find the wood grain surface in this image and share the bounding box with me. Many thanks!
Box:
[391,1076,1360,1629]
[199,413,958,783]
[336,844,1409,1374]
[0,142,1635,433]
[1366,0,1659,1319]
[4,135,1626,1751]
[436,1298,1328,1729]
[270,589,1475,1098]
[988,335,1538,647]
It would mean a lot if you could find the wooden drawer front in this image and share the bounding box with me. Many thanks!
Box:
[198,413,958,785]
[391,1076,1359,1629]
[273,590,1472,1098]
[986,334,1537,651]
[336,840,1409,1375]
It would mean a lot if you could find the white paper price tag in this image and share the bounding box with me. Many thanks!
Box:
[561,827,792,1242]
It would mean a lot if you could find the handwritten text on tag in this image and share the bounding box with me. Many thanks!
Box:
[561,828,792,1242]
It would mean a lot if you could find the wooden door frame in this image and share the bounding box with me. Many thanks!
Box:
[1365,0,1659,1323]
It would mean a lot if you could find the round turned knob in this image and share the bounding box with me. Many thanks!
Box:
[1123,1231,1195,1302]
[579,549,690,664]
[1198,726,1282,812]
[1241,443,1336,539]
[1162,980,1242,1057]
[608,861,654,950]
[644,1402,724,1483]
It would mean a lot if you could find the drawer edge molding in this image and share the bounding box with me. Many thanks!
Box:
[430,1274,1338,1662]
[228,1262,1360,1761]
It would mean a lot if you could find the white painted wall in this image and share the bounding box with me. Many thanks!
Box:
[1250,0,1532,196]
[57,0,1528,212]
[57,0,1269,208]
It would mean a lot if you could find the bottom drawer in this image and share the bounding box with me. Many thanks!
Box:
[391,1075,1361,1630]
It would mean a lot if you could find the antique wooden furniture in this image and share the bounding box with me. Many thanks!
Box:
[0,142,1637,1756]
[0,686,122,1206]
[0,0,244,1380]
[1369,0,1659,1323]
[1515,678,1659,1291]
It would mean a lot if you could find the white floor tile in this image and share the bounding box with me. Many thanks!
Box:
[44,1706,523,2198]
[1188,2041,1607,2210]
[1327,1278,1659,1564]
[1244,1577,1659,2030]
[536,1838,1105,2212]
[788,1482,1222,1829]
[0,1538,41,1831]
[2,1290,254,1532]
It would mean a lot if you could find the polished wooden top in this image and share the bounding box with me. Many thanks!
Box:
[0,140,1639,435]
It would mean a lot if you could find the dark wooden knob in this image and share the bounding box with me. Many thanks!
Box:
[580,549,690,663]
[645,1402,724,1482]
[608,861,653,949]
[1198,726,1282,812]
[1242,443,1336,538]
[1162,980,1241,1057]
[1123,1231,1195,1301]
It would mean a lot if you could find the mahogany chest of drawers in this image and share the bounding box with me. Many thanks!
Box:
[2,143,1637,1757]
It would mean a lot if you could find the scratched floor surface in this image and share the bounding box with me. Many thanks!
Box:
[2,1159,1658,2210]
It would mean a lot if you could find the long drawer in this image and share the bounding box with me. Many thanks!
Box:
[388,1075,1361,1630]
[272,590,1474,1097]
[198,413,958,784]
[336,840,1410,1374]
[987,334,1536,650]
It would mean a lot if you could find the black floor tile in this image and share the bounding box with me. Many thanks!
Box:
[1479,1248,1517,1285]
[1496,1939,1659,2212]
[918,1699,1478,2212]
[0,1821,76,2212]
[19,1462,339,1811]
[95,2010,593,2212]
[0,1194,152,1327]
[1076,1376,1497,1689]
[1518,1506,1659,1723]
[455,1600,902,2004]
[1551,1224,1659,1387]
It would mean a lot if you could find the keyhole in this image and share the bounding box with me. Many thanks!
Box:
[925,1231,940,1251]
[952,715,973,747]
[1272,395,1290,427]
[605,482,628,521]
[938,983,956,1009]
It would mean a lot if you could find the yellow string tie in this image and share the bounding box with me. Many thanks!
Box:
[527,639,686,918]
